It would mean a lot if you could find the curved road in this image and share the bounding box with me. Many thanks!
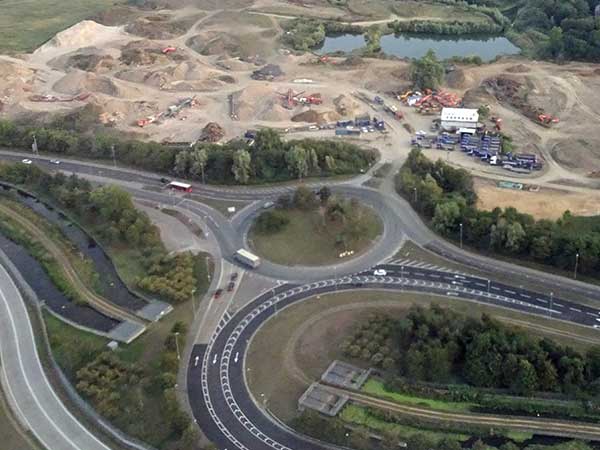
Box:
[188,264,600,450]
[0,263,112,450]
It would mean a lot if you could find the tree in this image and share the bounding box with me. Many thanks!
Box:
[293,186,318,210]
[511,359,539,396]
[410,49,444,90]
[190,146,208,183]
[432,201,460,235]
[232,149,251,184]
[547,26,565,57]
[287,145,309,179]
[318,186,331,204]
[349,428,370,449]
[174,150,191,175]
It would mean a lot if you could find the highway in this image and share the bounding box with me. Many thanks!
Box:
[0,263,112,450]
[188,265,600,450]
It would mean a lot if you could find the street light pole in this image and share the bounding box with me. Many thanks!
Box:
[174,332,181,360]
[111,144,117,168]
[413,187,417,204]
[549,292,554,317]
[191,288,197,317]
[459,223,463,249]
[487,279,491,294]
[574,253,579,280]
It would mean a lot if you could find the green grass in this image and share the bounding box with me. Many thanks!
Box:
[0,0,125,53]
[249,206,382,266]
[362,379,475,413]
[340,404,468,441]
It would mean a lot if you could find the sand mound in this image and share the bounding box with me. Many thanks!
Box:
[234,85,291,122]
[187,32,242,57]
[0,58,36,103]
[333,94,358,117]
[506,64,531,74]
[292,109,338,124]
[53,70,141,98]
[120,40,185,66]
[446,69,466,89]
[126,14,201,40]
[34,21,126,59]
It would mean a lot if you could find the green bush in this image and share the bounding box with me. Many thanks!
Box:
[254,210,290,234]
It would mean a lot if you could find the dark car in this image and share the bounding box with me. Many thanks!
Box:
[227,281,235,292]
[160,177,170,184]
[214,289,223,299]
[230,272,239,281]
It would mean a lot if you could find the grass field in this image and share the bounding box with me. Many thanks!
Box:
[340,404,469,442]
[249,206,382,266]
[0,0,124,53]
[246,289,600,422]
[362,379,475,413]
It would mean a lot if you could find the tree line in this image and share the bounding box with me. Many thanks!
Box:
[0,163,197,303]
[397,149,600,279]
[348,305,600,397]
[0,121,375,185]
[388,19,504,35]
[173,129,375,184]
[282,18,363,51]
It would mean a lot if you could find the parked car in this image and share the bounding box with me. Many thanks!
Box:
[50,159,61,165]
[214,289,223,299]
[373,269,387,276]
[227,281,235,292]
[230,272,238,281]
[262,201,274,209]
[21,158,32,165]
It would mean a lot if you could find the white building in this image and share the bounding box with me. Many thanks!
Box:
[440,108,479,132]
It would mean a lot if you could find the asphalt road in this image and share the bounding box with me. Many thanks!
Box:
[0,263,112,450]
[188,264,600,450]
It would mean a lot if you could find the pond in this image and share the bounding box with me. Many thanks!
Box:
[317,33,520,62]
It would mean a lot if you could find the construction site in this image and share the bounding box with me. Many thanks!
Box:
[1,0,600,219]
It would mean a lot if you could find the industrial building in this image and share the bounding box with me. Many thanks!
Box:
[440,107,479,132]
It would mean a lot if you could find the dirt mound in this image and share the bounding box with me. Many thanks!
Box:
[53,70,140,98]
[50,49,116,73]
[506,64,531,74]
[0,59,36,104]
[292,110,320,123]
[340,56,364,67]
[482,76,547,122]
[446,69,466,89]
[462,86,495,108]
[199,122,225,142]
[333,94,358,117]
[34,21,125,57]
[126,14,202,40]
[234,85,290,122]
[119,40,185,66]
[552,138,600,173]
[187,33,242,57]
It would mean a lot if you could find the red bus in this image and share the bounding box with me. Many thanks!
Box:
[168,181,192,193]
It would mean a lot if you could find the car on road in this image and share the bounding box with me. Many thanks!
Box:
[50,159,61,165]
[262,201,274,209]
[231,272,238,281]
[160,177,170,184]
[21,158,32,165]
[227,281,235,292]
[373,269,387,276]
[214,289,223,299]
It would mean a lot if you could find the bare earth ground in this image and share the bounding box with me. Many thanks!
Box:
[1,0,600,211]
[246,290,600,421]
[474,177,600,220]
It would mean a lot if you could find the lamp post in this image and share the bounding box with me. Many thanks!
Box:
[111,144,117,168]
[191,288,197,317]
[413,187,417,204]
[549,292,554,318]
[487,279,491,294]
[574,253,579,280]
[459,223,463,249]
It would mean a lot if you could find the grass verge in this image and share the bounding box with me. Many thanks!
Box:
[0,0,124,53]
[249,206,382,266]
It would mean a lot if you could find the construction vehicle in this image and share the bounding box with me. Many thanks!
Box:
[162,46,177,54]
[298,93,322,105]
[277,89,304,109]
[538,114,560,125]
[137,96,196,127]
[490,116,503,131]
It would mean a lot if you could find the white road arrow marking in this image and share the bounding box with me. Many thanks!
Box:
[194,356,200,367]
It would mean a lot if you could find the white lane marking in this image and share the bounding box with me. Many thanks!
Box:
[570,307,582,313]
[520,293,531,299]
[536,297,547,303]
[0,268,109,450]
[234,352,239,363]
[213,353,218,364]
[491,286,500,291]
[194,356,200,367]
[554,302,564,308]
[586,312,598,317]
[505,289,516,295]
[474,282,486,288]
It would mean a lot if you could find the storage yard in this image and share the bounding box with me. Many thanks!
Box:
[1,0,600,209]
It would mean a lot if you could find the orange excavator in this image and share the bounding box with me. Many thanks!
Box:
[538,114,560,125]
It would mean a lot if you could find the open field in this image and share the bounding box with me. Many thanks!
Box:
[249,206,382,266]
[475,178,600,220]
[0,0,124,53]
[246,290,600,421]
